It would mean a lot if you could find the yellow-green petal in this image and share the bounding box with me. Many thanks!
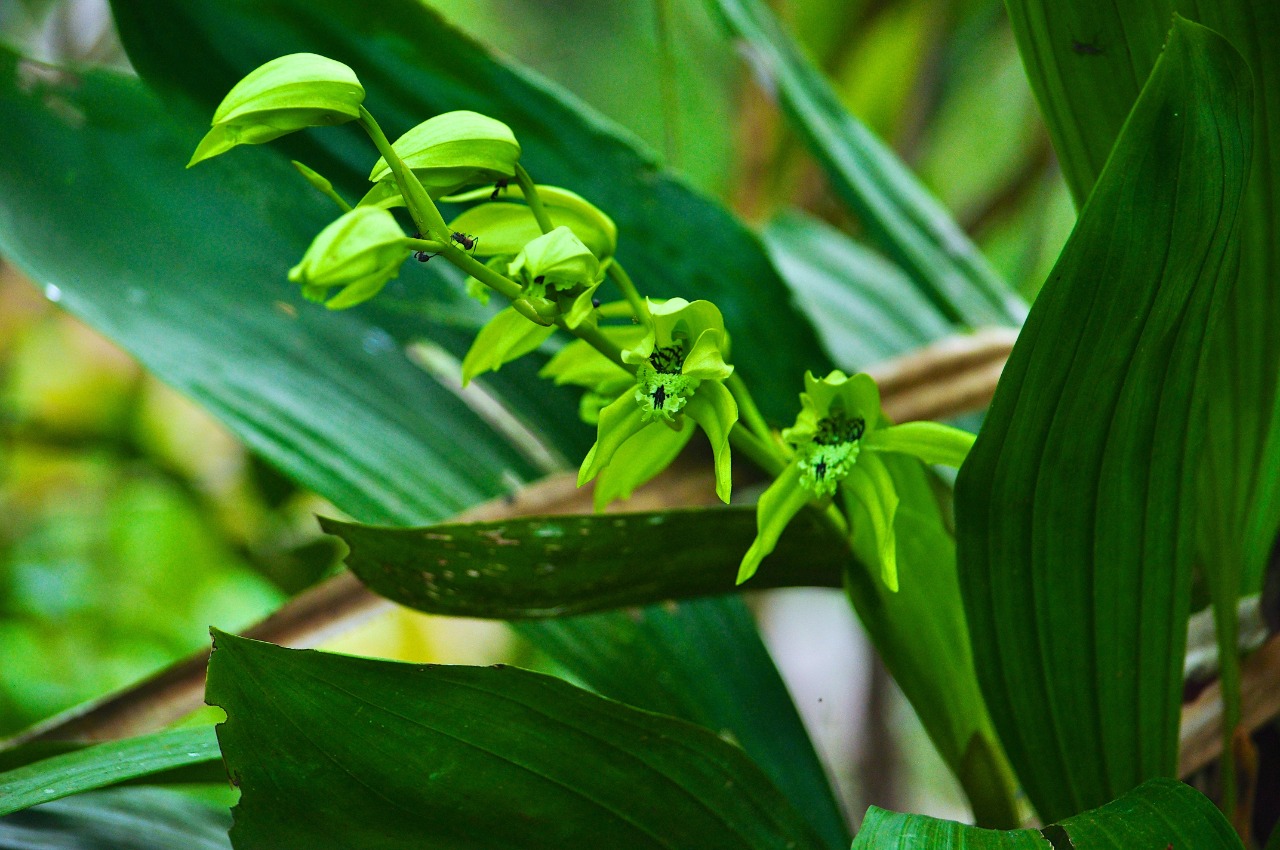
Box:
[843,451,900,591]
[189,53,363,166]
[685,380,738,504]
[863,421,975,468]
[593,420,694,511]
[738,461,810,584]
[461,306,557,385]
[368,111,520,186]
[578,392,649,487]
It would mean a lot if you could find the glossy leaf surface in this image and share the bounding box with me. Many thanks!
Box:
[851,780,1241,850]
[955,19,1252,822]
[207,630,828,850]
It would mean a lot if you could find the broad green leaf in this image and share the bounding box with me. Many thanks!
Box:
[107,0,831,424]
[206,630,828,850]
[0,728,220,816]
[324,508,843,619]
[955,19,1253,823]
[0,52,565,526]
[705,0,1026,328]
[1006,2,1280,805]
[763,211,954,370]
[852,779,1242,850]
[0,787,232,850]
[512,597,851,850]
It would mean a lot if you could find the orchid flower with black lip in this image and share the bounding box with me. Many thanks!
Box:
[737,370,974,591]
[576,298,738,507]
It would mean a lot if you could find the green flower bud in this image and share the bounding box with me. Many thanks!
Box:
[509,227,600,294]
[444,186,618,260]
[367,111,521,197]
[508,226,604,329]
[288,206,411,309]
[189,54,365,167]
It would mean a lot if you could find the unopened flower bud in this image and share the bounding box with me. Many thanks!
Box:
[288,206,410,309]
[367,111,521,197]
[189,54,365,167]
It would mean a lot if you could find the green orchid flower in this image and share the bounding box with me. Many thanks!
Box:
[737,370,974,591]
[188,54,364,167]
[577,298,738,506]
[288,206,412,309]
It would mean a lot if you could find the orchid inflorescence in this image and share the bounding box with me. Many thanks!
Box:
[191,52,975,591]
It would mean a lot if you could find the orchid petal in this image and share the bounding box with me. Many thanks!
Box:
[737,461,810,584]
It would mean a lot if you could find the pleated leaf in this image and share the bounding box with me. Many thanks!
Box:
[955,18,1253,822]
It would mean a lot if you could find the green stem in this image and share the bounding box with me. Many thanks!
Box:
[606,261,652,328]
[358,106,450,240]
[514,163,554,234]
[727,373,772,445]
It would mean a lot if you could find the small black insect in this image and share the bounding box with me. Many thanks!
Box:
[450,231,479,254]
[410,232,437,262]
[652,384,667,409]
[1071,35,1105,56]
[814,460,827,480]
[489,179,509,201]
[591,297,601,309]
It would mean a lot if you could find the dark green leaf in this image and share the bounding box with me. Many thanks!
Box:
[329,502,854,847]
[324,508,842,619]
[705,0,1025,328]
[0,787,232,850]
[206,630,828,850]
[852,779,1242,849]
[107,0,830,424]
[955,18,1253,822]
[763,211,955,370]
[0,728,220,816]
[513,598,850,850]
[1006,9,1280,802]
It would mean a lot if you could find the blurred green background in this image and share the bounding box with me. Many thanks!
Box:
[0,0,1072,821]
